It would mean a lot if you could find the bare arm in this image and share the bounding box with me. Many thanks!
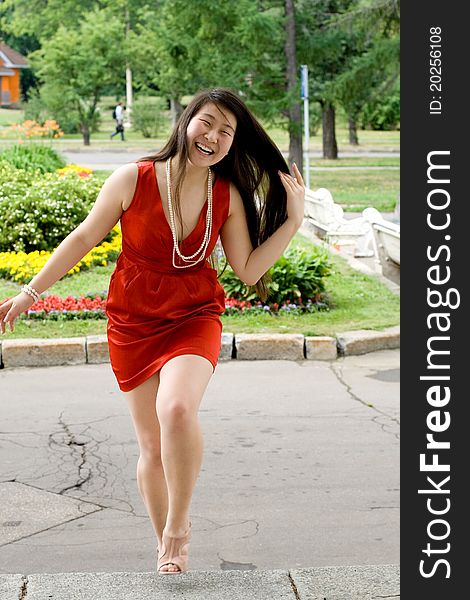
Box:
[0,162,138,332]
[220,165,305,286]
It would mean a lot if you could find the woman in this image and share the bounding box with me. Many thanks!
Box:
[0,88,305,574]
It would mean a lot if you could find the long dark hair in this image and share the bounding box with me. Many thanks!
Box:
[139,88,290,301]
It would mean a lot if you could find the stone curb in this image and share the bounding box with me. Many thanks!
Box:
[0,337,86,368]
[0,327,399,369]
[336,325,400,356]
[1,564,399,599]
[235,333,304,361]
[86,334,110,364]
[305,335,338,360]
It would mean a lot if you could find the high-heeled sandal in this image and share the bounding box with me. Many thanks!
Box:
[157,522,192,574]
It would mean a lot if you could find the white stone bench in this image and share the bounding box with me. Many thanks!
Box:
[304,188,374,257]
[362,207,400,283]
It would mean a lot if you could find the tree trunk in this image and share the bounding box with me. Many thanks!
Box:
[284,0,302,171]
[322,102,338,159]
[81,123,90,146]
[170,97,184,128]
[348,116,359,145]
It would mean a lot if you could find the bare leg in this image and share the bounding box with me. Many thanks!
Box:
[124,372,168,550]
[156,354,214,572]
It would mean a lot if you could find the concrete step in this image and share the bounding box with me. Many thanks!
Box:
[2,564,399,599]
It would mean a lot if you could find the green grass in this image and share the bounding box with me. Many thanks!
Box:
[311,169,399,212]
[0,278,20,299]
[311,157,399,167]
[2,319,108,339]
[0,264,115,300]
[336,127,400,150]
[221,256,400,336]
[49,264,115,296]
[0,235,399,339]
[0,108,24,127]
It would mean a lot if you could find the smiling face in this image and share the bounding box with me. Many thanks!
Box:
[185,102,237,168]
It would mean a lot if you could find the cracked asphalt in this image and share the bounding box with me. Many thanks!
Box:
[0,351,399,574]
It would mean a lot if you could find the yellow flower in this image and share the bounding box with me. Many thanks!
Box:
[56,164,94,177]
[0,227,122,281]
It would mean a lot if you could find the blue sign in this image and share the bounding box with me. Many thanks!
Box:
[300,65,308,100]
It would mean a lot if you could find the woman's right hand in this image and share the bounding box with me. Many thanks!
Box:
[0,292,35,334]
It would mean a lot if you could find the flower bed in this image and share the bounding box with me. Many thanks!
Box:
[1,119,64,141]
[56,164,93,178]
[7,292,329,322]
[19,294,107,321]
[0,228,121,282]
[0,161,108,252]
[224,297,329,315]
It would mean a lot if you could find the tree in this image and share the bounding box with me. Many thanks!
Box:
[128,0,305,165]
[285,0,303,170]
[330,0,400,144]
[127,0,200,126]
[333,36,399,143]
[128,0,287,127]
[103,0,160,124]
[1,0,98,40]
[30,10,126,145]
[5,0,306,164]
[297,0,362,158]
[2,0,154,116]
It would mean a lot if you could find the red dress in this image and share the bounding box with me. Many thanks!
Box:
[105,160,230,392]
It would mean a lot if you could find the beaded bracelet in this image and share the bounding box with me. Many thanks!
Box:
[25,283,40,301]
[21,284,40,303]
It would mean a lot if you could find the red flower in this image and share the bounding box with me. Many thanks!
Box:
[25,294,106,314]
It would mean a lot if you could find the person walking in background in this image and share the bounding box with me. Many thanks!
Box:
[111,101,125,141]
[0,88,305,575]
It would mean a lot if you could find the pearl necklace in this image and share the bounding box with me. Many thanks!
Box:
[166,157,213,268]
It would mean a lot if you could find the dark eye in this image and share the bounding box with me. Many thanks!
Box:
[200,119,210,125]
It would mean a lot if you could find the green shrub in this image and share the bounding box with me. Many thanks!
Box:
[220,245,332,304]
[0,143,66,173]
[23,88,50,124]
[360,85,400,131]
[131,97,169,138]
[0,164,105,252]
[23,87,84,134]
[0,160,32,188]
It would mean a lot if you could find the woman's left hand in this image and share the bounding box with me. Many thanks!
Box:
[278,163,305,228]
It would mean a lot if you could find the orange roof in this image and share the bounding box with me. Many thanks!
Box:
[0,42,28,68]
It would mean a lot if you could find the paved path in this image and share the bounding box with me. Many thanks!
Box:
[0,351,399,575]
[62,150,399,171]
